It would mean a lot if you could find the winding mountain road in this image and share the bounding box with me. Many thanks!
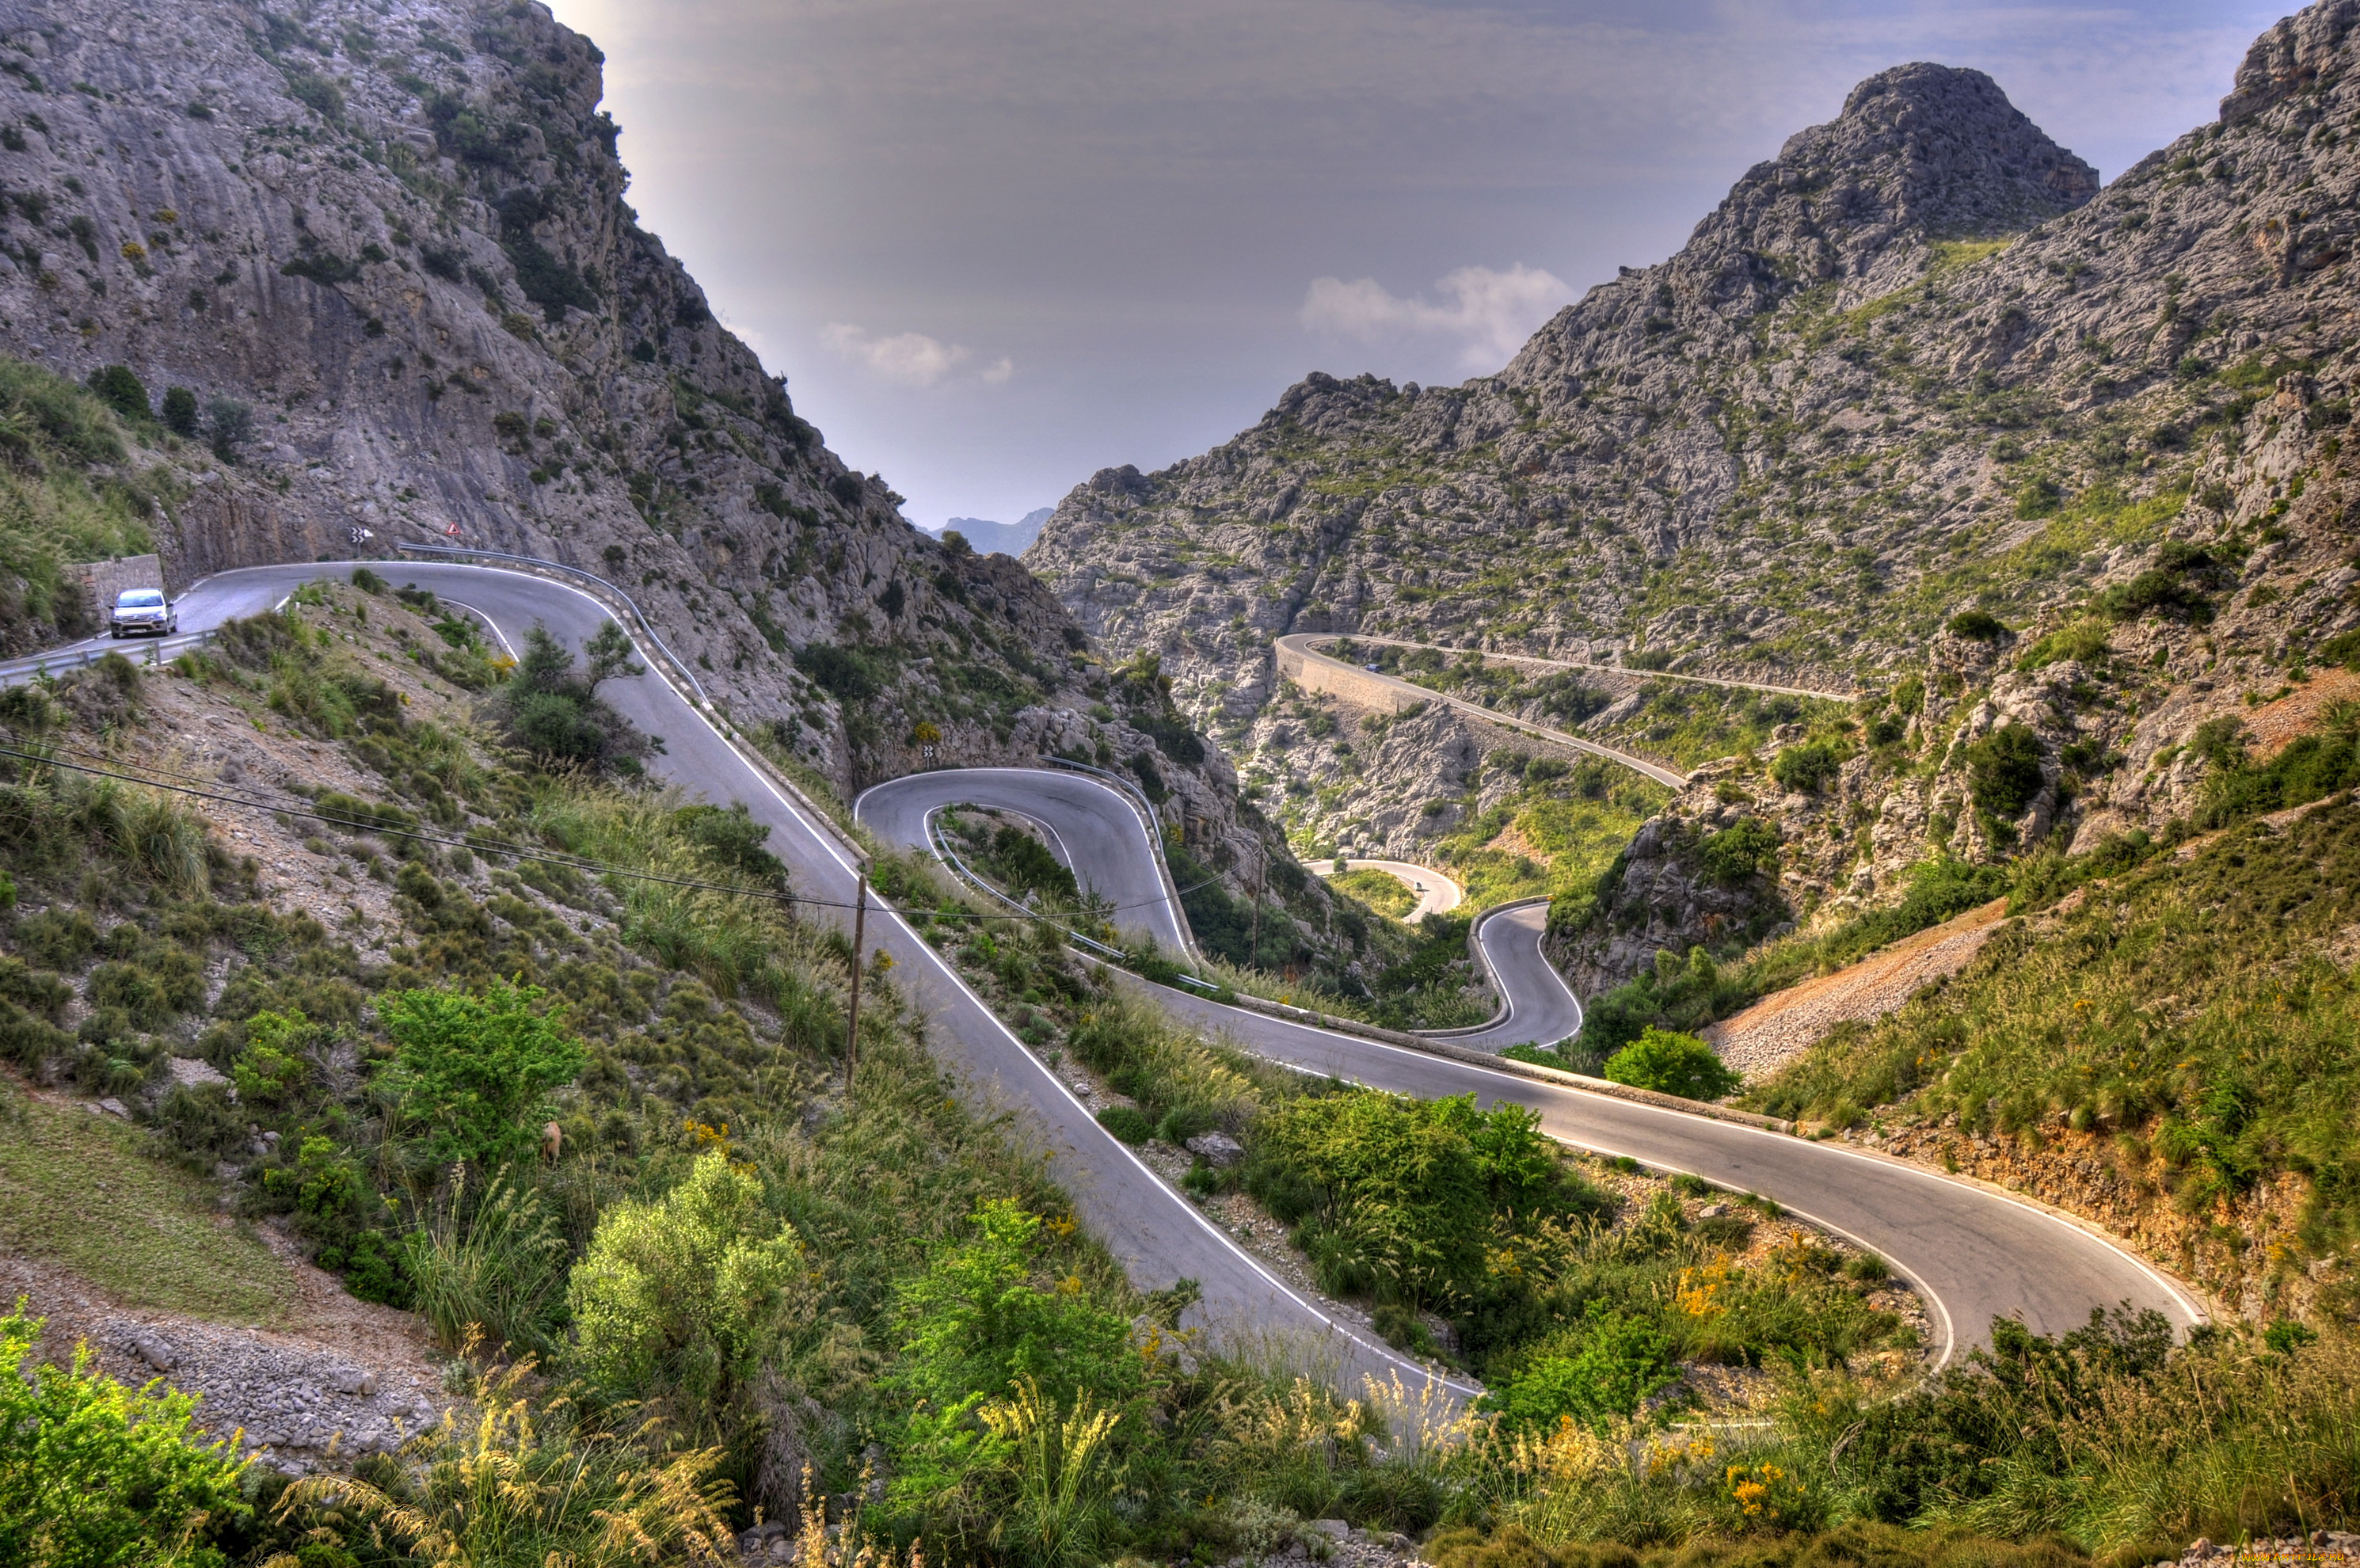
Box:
[33,561,2206,1390]
[1305,858,1462,920]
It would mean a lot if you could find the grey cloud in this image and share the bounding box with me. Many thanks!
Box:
[551,0,2287,529]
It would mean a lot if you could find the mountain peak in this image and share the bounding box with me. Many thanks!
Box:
[2221,0,2360,124]
[1772,61,2098,241]
[1504,60,2094,383]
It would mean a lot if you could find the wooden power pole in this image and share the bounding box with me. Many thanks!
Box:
[845,873,867,1084]
[1250,857,1262,970]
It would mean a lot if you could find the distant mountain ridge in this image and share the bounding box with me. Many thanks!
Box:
[932,507,1052,557]
[1023,2,2360,975]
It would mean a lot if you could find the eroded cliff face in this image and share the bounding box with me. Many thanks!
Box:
[0,0,1138,800]
[0,0,1370,954]
[1030,5,2360,980]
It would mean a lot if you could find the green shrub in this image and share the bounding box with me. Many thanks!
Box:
[1496,1300,1676,1430]
[991,823,1080,904]
[568,1151,805,1426]
[1578,948,1758,1056]
[0,1306,251,1566]
[497,626,648,772]
[889,1197,1141,1414]
[84,364,148,422]
[262,1135,407,1304]
[160,385,200,438]
[1697,816,1780,884]
[1964,725,2045,816]
[2016,619,2111,669]
[379,981,585,1168]
[1769,741,1840,794]
[1947,611,2007,641]
[1247,1090,1610,1315]
[1601,1027,1740,1101]
[1094,1106,1153,1144]
[229,1009,314,1107]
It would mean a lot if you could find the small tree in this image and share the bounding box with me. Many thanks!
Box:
[581,619,641,692]
[161,386,200,438]
[1966,724,2046,816]
[1601,1026,1741,1101]
[204,395,253,462]
[379,982,584,1168]
[86,364,149,422]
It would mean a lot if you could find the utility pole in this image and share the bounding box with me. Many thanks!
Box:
[1250,853,1263,970]
[845,873,867,1086]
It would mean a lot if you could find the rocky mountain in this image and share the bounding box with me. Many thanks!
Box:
[0,0,1365,950]
[933,507,1052,558]
[1028,2,2360,981]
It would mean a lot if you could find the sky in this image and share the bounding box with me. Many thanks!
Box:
[542,0,2291,532]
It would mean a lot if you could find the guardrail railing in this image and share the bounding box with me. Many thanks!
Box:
[394,542,710,705]
[0,628,217,690]
[1037,752,1207,965]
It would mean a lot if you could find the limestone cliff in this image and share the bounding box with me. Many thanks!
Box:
[1029,4,2360,979]
[0,0,1358,938]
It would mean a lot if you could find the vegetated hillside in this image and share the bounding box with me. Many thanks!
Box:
[1029,5,2360,946]
[14,610,2350,1568]
[0,0,1372,965]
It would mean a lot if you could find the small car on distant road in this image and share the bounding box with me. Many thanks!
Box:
[109,588,177,638]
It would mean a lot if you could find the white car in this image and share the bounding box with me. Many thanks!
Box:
[108,588,178,638]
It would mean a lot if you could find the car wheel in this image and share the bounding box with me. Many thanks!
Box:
[109,627,121,639]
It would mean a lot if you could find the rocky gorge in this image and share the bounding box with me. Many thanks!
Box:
[1026,6,2360,985]
[0,0,1363,950]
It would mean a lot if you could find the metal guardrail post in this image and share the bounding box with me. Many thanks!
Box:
[1036,753,1207,965]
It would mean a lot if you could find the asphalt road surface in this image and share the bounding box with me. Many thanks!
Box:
[39,561,2206,1384]
[52,562,1463,1398]
[1306,858,1463,920]
[1276,634,1689,787]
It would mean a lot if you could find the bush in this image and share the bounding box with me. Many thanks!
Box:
[1601,1027,1740,1101]
[1578,948,1757,1057]
[568,1151,808,1428]
[1496,1300,1676,1429]
[1947,611,2007,641]
[0,1306,252,1566]
[379,982,585,1168]
[229,1008,315,1107]
[1769,741,1840,794]
[1965,725,2045,816]
[1094,1105,1153,1144]
[497,626,649,772]
[888,1197,1141,1413]
[1697,816,1779,884]
[1246,1090,1609,1315]
[160,386,200,438]
[84,364,148,422]
[990,823,1079,904]
[204,396,252,462]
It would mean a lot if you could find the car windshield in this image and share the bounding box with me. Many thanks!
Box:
[116,590,165,607]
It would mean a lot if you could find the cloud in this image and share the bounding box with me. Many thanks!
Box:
[821,322,1011,388]
[1300,263,1574,371]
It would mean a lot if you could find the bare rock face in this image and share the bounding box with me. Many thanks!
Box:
[0,0,1125,797]
[1030,2,2360,956]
